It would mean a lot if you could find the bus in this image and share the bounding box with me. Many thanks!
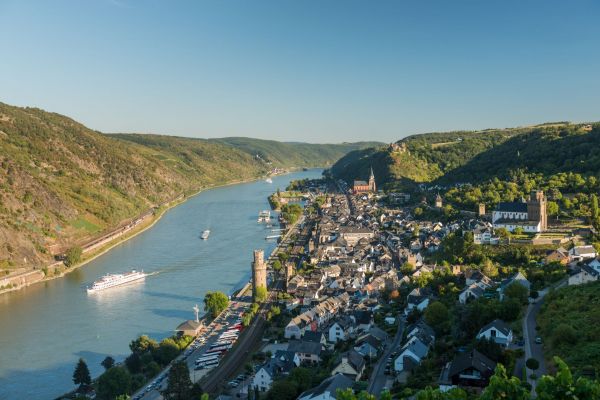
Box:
[206,345,230,354]
[212,340,233,347]
[195,354,220,365]
[219,333,238,340]
[197,359,219,369]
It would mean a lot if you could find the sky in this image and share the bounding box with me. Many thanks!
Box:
[0,0,599,143]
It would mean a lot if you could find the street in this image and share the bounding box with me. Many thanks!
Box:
[368,317,405,396]
[523,278,567,394]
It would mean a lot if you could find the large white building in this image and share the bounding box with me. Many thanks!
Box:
[492,191,547,233]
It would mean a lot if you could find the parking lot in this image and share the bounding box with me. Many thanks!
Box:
[133,299,251,400]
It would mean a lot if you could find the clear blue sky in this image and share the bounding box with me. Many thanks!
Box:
[1,0,599,143]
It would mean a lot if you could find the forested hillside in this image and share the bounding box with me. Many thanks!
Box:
[0,102,371,270]
[330,128,523,187]
[437,124,600,184]
[537,282,600,375]
[211,137,381,168]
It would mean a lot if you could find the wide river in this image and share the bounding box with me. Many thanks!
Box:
[0,169,322,400]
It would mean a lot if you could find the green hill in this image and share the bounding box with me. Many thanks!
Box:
[330,128,524,188]
[0,102,374,270]
[435,124,600,184]
[211,137,382,168]
[330,123,600,191]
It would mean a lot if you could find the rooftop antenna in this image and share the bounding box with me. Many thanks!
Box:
[193,304,200,323]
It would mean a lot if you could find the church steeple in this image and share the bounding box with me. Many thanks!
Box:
[368,166,376,192]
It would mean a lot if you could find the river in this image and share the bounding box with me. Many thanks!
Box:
[0,169,322,400]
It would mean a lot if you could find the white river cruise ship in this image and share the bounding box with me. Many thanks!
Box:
[87,270,147,293]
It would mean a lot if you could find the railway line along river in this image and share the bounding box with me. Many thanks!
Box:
[0,169,322,400]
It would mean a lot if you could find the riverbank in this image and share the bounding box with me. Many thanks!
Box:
[0,171,291,297]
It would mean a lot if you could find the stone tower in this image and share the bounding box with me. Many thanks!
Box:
[478,203,486,216]
[285,261,296,290]
[252,249,267,300]
[527,190,547,231]
[435,194,443,208]
[368,167,376,192]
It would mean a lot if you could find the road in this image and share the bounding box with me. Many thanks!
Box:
[368,317,405,396]
[523,278,567,395]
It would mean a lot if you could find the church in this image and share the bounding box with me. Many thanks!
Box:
[353,168,376,194]
[492,190,547,233]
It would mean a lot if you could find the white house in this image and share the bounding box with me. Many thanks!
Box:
[251,351,299,392]
[405,287,431,314]
[569,245,597,262]
[330,350,365,381]
[568,264,600,286]
[393,336,429,373]
[473,226,499,245]
[476,319,513,347]
[459,283,485,304]
[328,317,354,343]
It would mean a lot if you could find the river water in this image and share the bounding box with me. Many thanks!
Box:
[0,169,322,400]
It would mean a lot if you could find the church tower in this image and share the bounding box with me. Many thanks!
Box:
[252,249,267,301]
[435,194,443,208]
[527,190,547,231]
[368,167,376,192]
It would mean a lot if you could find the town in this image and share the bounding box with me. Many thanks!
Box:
[100,166,600,400]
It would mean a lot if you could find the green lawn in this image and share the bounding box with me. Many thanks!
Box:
[70,217,101,233]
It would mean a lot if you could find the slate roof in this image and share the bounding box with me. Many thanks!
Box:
[298,373,354,400]
[288,340,322,356]
[495,202,528,213]
[478,319,512,337]
[447,350,496,379]
[303,331,325,344]
[335,349,365,374]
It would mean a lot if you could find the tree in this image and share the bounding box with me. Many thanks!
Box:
[163,361,192,400]
[482,259,499,278]
[504,282,529,304]
[526,358,540,371]
[129,335,158,355]
[73,358,91,388]
[514,227,524,235]
[537,357,600,400]
[272,259,282,273]
[479,364,529,400]
[203,291,229,318]
[415,387,467,400]
[64,246,82,267]
[267,379,299,400]
[400,262,415,275]
[255,285,268,303]
[552,323,578,347]
[424,301,449,334]
[97,366,132,400]
[101,356,115,370]
[242,313,252,326]
[496,227,510,239]
[547,201,559,217]
[592,194,599,224]
[125,352,143,373]
[154,338,180,365]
